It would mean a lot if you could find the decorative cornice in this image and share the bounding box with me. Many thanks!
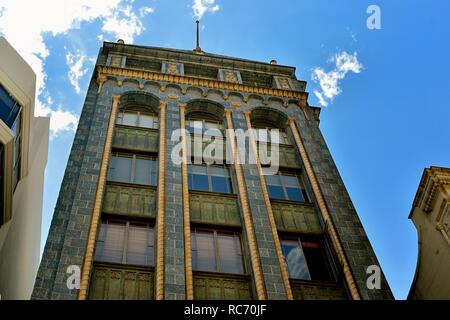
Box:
[412,167,450,214]
[96,66,308,103]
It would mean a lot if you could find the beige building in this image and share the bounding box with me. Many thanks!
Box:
[0,36,50,299]
[409,166,450,300]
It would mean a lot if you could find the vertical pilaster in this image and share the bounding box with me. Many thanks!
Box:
[288,117,361,300]
[225,110,267,300]
[244,112,293,300]
[229,110,286,299]
[179,103,194,300]
[155,101,167,300]
[163,101,186,299]
[77,95,120,300]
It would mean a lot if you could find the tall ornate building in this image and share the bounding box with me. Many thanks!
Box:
[33,39,393,300]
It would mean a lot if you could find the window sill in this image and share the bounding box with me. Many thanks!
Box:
[193,270,250,280]
[269,198,314,206]
[289,278,339,287]
[115,124,159,132]
[189,189,237,198]
[93,261,155,272]
[106,180,157,190]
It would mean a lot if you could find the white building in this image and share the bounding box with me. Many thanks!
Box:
[0,36,50,299]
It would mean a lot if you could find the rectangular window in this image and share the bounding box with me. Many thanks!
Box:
[281,237,332,281]
[12,110,21,189]
[0,143,4,225]
[191,229,244,274]
[254,128,290,145]
[107,154,157,186]
[188,164,232,194]
[95,220,155,266]
[116,111,159,129]
[265,172,308,202]
[0,83,21,128]
[186,119,223,136]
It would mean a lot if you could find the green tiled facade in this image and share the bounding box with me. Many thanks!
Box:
[32,40,393,300]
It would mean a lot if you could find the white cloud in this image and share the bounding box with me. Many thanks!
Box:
[312,51,363,107]
[48,108,79,139]
[0,0,152,136]
[139,7,154,18]
[66,50,89,94]
[192,0,220,20]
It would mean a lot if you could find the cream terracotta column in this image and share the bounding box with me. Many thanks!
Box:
[244,112,293,300]
[78,95,120,300]
[225,109,267,300]
[288,117,361,300]
[179,103,194,300]
[155,101,167,300]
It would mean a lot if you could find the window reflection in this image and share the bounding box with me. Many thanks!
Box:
[266,172,307,202]
[107,154,157,186]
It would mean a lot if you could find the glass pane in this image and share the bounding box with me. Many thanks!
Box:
[218,233,243,274]
[302,241,331,281]
[96,222,125,264]
[286,188,305,202]
[188,165,209,191]
[147,228,155,266]
[265,174,282,186]
[281,239,311,280]
[256,129,269,142]
[127,224,151,266]
[211,176,230,193]
[266,175,284,199]
[280,132,290,144]
[193,174,209,192]
[268,185,285,200]
[116,113,123,125]
[282,175,301,188]
[210,167,231,193]
[122,112,137,126]
[149,160,158,186]
[140,114,158,129]
[134,158,152,185]
[0,83,21,128]
[191,231,216,272]
[107,156,131,183]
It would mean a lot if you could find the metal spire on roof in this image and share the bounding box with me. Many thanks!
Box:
[194,20,203,53]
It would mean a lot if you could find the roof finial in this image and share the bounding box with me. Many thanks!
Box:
[194,20,203,53]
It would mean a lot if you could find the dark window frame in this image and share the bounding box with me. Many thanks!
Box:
[107,152,158,187]
[191,227,245,275]
[253,126,291,145]
[188,163,233,194]
[116,109,159,130]
[12,108,22,190]
[266,171,308,202]
[0,143,4,226]
[280,234,335,282]
[95,219,155,267]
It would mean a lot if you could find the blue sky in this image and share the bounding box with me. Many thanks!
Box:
[1,0,449,300]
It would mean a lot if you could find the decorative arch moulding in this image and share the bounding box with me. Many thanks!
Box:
[96,66,310,108]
